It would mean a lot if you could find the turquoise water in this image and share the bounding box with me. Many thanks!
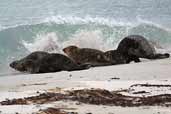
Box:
[0,0,171,74]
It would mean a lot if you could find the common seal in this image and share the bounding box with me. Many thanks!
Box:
[116,35,170,63]
[63,45,112,66]
[10,51,90,73]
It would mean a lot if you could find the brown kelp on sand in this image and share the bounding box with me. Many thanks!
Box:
[1,89,171,107]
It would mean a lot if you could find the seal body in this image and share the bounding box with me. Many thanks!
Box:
[116,35,170,63]
[36,53,90,73]
[10,51,89,73]
[63,45,112,66]
[104,50,128,64]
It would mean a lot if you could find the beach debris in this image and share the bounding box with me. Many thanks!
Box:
[69,74,72,77]
[1,98,27,105]
[1,89,171,107]
[48,87,62,93]
[21,83,47,87]
[110,77,120,80]
[132,91,150,94]
[45,76,53,79]
[130,84,171,88]
[35,107,78,114]
[0,92,66,105]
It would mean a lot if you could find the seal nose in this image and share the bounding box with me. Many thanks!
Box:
[9,61,17,68]
[63,48,66,53]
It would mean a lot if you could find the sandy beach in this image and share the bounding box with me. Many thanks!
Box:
[1,0,171,113]
[0,58,171,114]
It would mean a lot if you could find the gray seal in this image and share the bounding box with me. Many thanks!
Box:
[10,51,90,73]
[63,45,112,67]
[116,35,170,63]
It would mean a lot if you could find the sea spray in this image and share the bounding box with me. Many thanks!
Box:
[23,30,114,54]
[62,30,113,51]
[23,32,60,53]
[44,15,133,27]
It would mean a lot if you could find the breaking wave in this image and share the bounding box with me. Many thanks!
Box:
[0,16,171,74]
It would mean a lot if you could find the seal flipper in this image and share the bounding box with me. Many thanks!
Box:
[27,67,39,74]
[127,56,141,63]
[78,63,92,70]
[147,53,170,59]
[134,57,141,62]
[84,62,115,67]
[156,53,170,59]
[126,57,140,63]
[67,63,91,71]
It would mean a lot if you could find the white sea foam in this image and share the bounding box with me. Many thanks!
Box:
[22,30,115,54]
[62,30,114,51]
[136,16,171,31]
[44,15,133,27]
[22,32,61,53]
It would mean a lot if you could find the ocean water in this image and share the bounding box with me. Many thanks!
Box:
[0,0,171,75]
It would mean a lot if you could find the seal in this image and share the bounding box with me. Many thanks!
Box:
[10,51,90,73]
[63,45,112,66]
[116,35,170,63]
[10,51,49,72]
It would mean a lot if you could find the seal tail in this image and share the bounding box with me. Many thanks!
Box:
[147,53,170,59]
